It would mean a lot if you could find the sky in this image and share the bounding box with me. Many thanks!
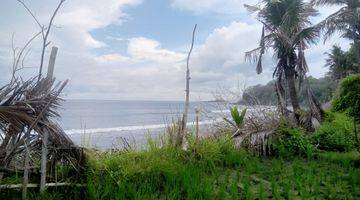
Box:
[0,0,350,101]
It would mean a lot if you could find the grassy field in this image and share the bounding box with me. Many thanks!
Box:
[1,136,359,200]
[84,137,360,200]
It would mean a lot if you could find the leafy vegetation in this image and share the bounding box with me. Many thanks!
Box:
[311,112,355,152]
[325,45,360,80]
[312,0,360,65]
[332,74,360,121]
[272,120,315,157]
[230,107,247,129]
[241,76,338,106]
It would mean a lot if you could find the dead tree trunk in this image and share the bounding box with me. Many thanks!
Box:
[40,46,58,193]
[179,24,197,146]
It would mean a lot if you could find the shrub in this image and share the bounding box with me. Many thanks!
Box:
[311,112,355,152]
[332,74,360,121]
[272,120,315,157]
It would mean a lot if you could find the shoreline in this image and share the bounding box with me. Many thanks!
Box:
[68,123,215,150]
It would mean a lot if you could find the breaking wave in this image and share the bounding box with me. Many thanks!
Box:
[65,119,221,135]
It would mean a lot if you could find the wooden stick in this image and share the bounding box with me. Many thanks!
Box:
[39,129,49,193]
[46,47,58,80]
[1,182,85,189]
[195,107,200,142]
[22,149,30,200]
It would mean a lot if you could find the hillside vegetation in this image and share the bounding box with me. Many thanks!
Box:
[240,76,338,106]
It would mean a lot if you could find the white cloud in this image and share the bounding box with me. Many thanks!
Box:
[55,0,142,49]
[306,35,350,78]
[127,37,186,63]
[194,22,261,71]
[191,22,272,87]
[0,0,352,101]
[57,20,270,100]
[171,0,254,15]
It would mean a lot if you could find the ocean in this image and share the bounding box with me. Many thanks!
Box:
[58,100,228,149]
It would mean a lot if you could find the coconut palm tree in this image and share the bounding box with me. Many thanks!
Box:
[312,0,360,64]
[325,44,360,79]
[245,0,319,121]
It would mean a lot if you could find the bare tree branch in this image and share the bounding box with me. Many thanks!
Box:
[16,0,43,29]
[38,0,66,82]
[16,0,66,82]
[11,31,42,83]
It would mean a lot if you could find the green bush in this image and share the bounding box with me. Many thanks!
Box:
[311,112,355,152]
[332,74,360,121]
[272,120,315,157]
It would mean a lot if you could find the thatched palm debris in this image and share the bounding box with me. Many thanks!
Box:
[0,77,83,179]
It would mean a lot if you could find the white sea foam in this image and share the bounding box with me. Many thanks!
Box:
[211,106,276,114]
[211,110,230,113]
[65,119,221,135]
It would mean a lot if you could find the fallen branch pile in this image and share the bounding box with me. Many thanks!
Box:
[0,77,84,181]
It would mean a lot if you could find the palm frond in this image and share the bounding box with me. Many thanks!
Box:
[257,26,266,74]
[245,26,270,74]
[294,26,320,46]
[315,3,359,42]
[244,4,261,13]
[311,0,347,6]
[230,106,247,129]
[0,77,83,171]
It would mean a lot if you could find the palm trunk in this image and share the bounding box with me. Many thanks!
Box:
[284,67,301,122]
[354,40,360,66]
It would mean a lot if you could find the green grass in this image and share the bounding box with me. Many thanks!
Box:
[2,136,360,199]
[84,137,360,200]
